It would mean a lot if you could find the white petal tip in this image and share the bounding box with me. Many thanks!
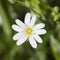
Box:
[34,15,36,17]
[25,13,31,17]
[32,45,37,48]
[41,23,45,27]
[15,19,19,22]
[13,37,17,41]
[26,12,30,15]
[12,25,15,30]
[16,42,20,46]
[39,40,43,43]
[44,30,47,34]
[16,44,20,46]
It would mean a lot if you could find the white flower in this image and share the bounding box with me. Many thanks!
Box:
[12,13,47,48]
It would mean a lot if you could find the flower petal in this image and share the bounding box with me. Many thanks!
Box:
[29,36,37,48]
[12,24,22,32]
[29,15,36,27]
[33,23,45,30]
[25,13,31,26]
[16,34,28,45]
[13,32,27,40]
[15,19,26,28]
[34,29,47,35]
[33,34,43,43]
[13,33,21,40]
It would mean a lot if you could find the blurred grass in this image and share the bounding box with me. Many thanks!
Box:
[0,0,60,60]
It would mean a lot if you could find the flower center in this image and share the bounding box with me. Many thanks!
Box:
[26,28,32,35]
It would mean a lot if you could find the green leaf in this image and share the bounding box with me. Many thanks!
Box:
[50,35,60,60]
[0,2,12,38]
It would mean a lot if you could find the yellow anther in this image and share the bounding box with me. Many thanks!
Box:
[26,28,32,35]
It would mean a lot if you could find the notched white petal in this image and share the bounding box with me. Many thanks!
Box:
[25,13,31,26]
[16,34,28,45]
[15,19,26,28]
[30,15,36,27]
[12,24,22,32]
[13,33,21,40]
[16,38,26,45]
[29,36,37,48]
[33,34,43,43]
[34,29,47,35]
[33,23,45,30]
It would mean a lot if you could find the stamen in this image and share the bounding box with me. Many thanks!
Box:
[26,28,32,35]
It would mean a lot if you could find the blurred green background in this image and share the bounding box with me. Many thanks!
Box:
[0,0,60,60]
